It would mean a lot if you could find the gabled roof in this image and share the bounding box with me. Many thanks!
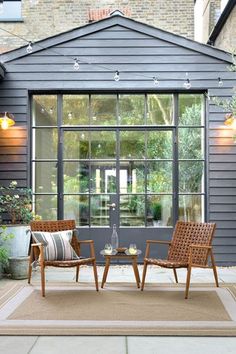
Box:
[0,13,233,64]
[208,0,235,44]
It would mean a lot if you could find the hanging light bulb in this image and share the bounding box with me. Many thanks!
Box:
[183,73,191,89]
[26,41,33,54]
[68,112,73,119]
[0,1,4,15]
[49,107,53,114]
[114,70,120,81]
[153,77,159,86]
[0,112,15,130]
[73,58,80,71]
[218,77,223,87]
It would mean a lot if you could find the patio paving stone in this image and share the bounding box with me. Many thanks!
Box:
[0,336,38,354]
[30,336,126,354]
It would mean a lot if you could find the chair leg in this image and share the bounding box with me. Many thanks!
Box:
[185,266,192,299]
[76,265,80,282]
[41,264,46,297]
[93,261,99,291]
[210,251,219,287]
[28,248,33,284]
[173,268,178,283]
[141,261,148,291]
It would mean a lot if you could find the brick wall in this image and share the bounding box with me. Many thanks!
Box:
[214,4,236,51]
[0,0,194,53]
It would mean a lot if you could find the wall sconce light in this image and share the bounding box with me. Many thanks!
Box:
[0,112,15,130]
[224,113,236,142]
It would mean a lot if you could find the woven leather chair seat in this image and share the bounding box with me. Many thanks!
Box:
[145,258,188,268]
[44,257,95,267]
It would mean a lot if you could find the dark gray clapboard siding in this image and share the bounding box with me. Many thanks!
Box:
[0,17,235,264]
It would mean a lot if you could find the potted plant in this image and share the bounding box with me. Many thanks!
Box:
[0,181,40,279]
[151,202,162,226]
[0,225,14,278]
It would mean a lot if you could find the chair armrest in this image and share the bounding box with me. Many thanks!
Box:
[145,240,171,258]
[31,243,43,247]
[146,240,171,245]
[78,239,96,258]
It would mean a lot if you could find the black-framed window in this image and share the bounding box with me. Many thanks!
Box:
[31,93,205,227]
[0,1,22,21]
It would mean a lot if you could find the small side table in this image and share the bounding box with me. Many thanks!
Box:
[100,249,141,288]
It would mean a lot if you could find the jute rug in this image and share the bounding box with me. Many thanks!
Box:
[0,281,236,335]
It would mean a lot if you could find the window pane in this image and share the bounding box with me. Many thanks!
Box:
[179,161,204,193]
[179,94,204,126]
[120,131,145,159]
[119,162,145,193]
[119,94,145,125]
[91,195,110,226]
[120,195,145,226]
[64,162,89,193]
[147,195,172,226]
[63,95,89,125]
[64,195,89,226]
[34,128,58,159]
[179,128,204,159]
[0,1,21,20]
[91,95,116,125]
[34,195,57,220]
[147,161,172,193]
[32,95,57,126]
[34,162,57,193]
[91,163,116,193]
[147,94,173,125]
[179,195,204,222]
[91,131,116,159]
[64,131,89,159]
[147,131,173,159]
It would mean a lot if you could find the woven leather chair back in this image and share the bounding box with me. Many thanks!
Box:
[167,221,216,266]
[30,220,80,256]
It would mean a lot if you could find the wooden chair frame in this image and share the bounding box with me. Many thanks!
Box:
[28,220,99,297]
[141,221,219,299]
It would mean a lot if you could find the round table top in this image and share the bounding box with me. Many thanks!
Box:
[100,249,142,256]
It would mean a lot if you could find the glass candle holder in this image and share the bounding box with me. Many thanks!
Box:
[104,243,113,255]
[129,243,137,255]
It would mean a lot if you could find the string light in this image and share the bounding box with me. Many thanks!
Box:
[73,58,80,71]
[0,26,228,88]
[183,73,191,89]
[114,70,120,81]
[26,41,33,54]
[218,77,223,87]
[153,77,159,86]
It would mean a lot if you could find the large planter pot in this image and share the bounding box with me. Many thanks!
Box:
[4,225,31,257]
[2,225,31,280]
[8,256,29,280]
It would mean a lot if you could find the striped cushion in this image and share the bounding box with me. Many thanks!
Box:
[32,230,79,261]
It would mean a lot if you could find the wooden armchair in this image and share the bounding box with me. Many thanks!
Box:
[141,221,219,298]
[28,220,99,297]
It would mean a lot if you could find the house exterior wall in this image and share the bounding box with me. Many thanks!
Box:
[214,5,236,51]
[201,0,221,43]
[0,17,235,264]
[0,0,194,53]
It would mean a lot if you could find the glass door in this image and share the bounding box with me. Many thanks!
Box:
[61,128,173,229]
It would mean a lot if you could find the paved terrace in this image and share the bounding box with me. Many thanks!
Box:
[1,265,236,354]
